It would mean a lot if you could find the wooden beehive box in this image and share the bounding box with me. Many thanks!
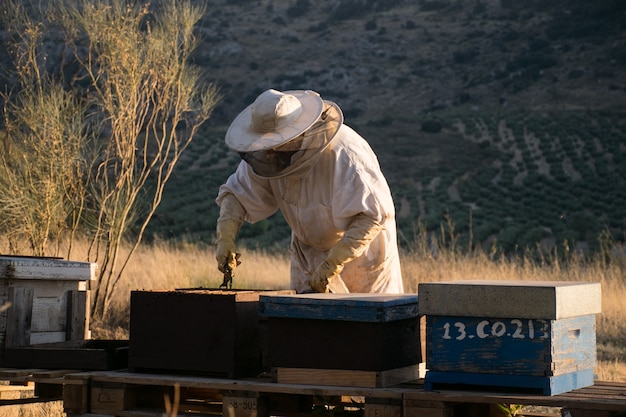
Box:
[128,289,293,378]
[418,280,602,395]
[0,256,96,349]
[259,293,422,388]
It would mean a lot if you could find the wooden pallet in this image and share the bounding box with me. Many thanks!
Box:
[63,370,410,417]
[0,368,76,405]
[59,370,626,417]
[404,381,626,417]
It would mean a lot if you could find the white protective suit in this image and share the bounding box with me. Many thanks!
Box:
[216,122,404,294]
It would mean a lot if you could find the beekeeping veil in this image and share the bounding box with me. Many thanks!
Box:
[225,89,343,178]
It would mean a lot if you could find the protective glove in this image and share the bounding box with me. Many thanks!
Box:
[215,193,246,274]
[310,213,384,293]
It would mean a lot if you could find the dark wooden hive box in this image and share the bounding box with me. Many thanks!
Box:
[259,293,421,386]
[128,289,292,378]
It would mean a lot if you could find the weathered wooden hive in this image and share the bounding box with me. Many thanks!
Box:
[0,255,96,348]
[419,280,602,395]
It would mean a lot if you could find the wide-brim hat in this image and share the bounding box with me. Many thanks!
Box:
[225,89,324,152]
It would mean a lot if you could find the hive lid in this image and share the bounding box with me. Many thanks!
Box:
[418,280,601,319]
[259,293,419,322]
[132,288,294,302]
[0,256,97,281]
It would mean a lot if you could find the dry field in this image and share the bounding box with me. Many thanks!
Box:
[0,239,624,417]
[85,238,626,384]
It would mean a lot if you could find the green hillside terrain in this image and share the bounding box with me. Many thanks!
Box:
[133,1,626,254]
[141,0,626,252]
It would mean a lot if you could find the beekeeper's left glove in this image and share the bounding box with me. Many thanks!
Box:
[215,193,246,274]
[310,213,383,293]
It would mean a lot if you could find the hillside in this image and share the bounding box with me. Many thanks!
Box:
[143,0,626,256]
[3,0,624,255]
[198,0,625,122]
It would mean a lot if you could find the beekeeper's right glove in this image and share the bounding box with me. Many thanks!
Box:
[310,212,383,293]
[215,193,246,274]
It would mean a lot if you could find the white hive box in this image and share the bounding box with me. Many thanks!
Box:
[0,256,97,348]
[418,280,601,395]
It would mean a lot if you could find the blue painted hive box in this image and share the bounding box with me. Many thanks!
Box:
[418,280,602,395]
[259,293,422,387]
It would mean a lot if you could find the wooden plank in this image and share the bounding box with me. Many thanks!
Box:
[3,340,128,371]
[563,381,626,396]
[0,257,96,281]
[423,369,596,396]
[5,287,34,347]
[276,368,377,388]
[79,371,626,413]
[63,371,97,385]
[404,381,626,411]
[63,383,90,414]
[0,384,35,400]
[87,371,409,399]
[223,393,269,417]
[275,365,420,388]
[403,399,454,417]
[33,369,80,378]
[365,397,402,417]
[90,384,137,415]
[26,280,87,297]
[377,365,421,388]
[0,368,43,378]
[562,409,626,417]
[61,375,92,415]
[66,290,89,341]
[29,331,66,345]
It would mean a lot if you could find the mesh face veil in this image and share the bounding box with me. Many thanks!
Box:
[239,101,343,178]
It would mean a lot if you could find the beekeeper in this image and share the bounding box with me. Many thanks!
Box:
[214,89,404,293]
